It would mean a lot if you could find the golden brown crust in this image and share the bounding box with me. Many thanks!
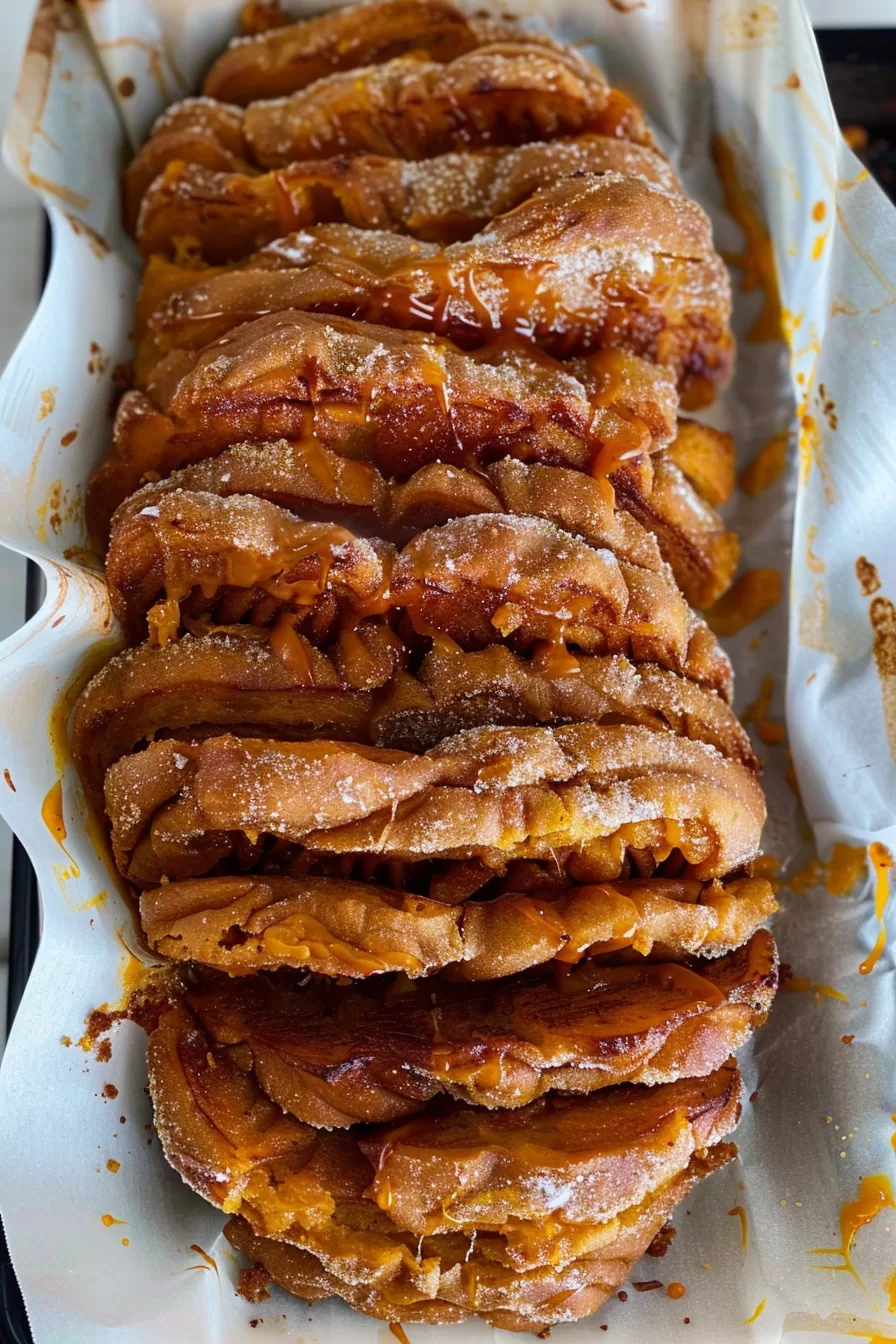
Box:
[182,932,775,1122]
[137,174,731,397]
[298,722,766,877]
[88,7,768,1334]
[149,993,738,1326]
[241,45,638,166]
[71,627,750,813]
[104,733,441,884]
[108,430,736,613]
[389,510,723,682]
[92,312,677,540]
[128,39,644,229]
[220,1148,728,1332]
[104,723,765,885]
[373,643,743,759]
[613,453,740,609]
[105,489,394,644]
[135,135,679,259]
[122,99,251,236]
[202,0,559,105]
[138,871,776,978]
[358,1061,741,1239]
[106,489,729,694]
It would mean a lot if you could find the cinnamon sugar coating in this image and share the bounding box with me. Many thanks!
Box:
[139,871,776,978]
[134,136,679,260]
[104,722,765,885]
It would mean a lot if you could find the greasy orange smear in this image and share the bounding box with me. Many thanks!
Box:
[41,779,66,846]
[389,1326,412,1344]
[886,1265,896,1312]
[739,431,789,497]
[757,719,786,744]
[786,858,824,895]
[744,1298,767,1324]
[728,1205,748,1252]
[812,201,827,222]
[101,1213,126,1227]
[667,1282,686,1299]
[187,1243,219,1274]
[706,569,781,637]
[41,779,80,877]
[711,134,783,343]
[811,1174,896,1285]
[784,976,848,1003]
[826,844,868,896]
[860,842,893,975]
[106,1159,120,1173]
[798,413,821,489]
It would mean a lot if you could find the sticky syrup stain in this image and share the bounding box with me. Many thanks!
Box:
[723,4,777,46]
[857,557,882,597]
[70,889,108,913]
[811,1174,896,1285]
[806,525,825,574]
[65,216,110,259]
[101,1213,127,1227]
[859,842,893,975]
[106,1159,120,1174]
[706,569,781,637]
[48,634,122,775]
[885,1266,896,1312]
[812,231,829,261]
[389,1325,412,1344]
[41,779,80,879]
[786,858,824,894]
[739,430,789,497]
[186,1244,219,1275]
[728,1205,748,1251]
[744,1298,767,1324]
[38,387,56,421]
[667,1282,686,1299]
[825,844,869,896]
[784,977,848,1004]
[868,595,896,765]
[801,583,837,662]
[87,341,108,377]
[711,134,783,342]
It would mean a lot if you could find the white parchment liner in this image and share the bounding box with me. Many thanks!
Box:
[1,1,895,1340]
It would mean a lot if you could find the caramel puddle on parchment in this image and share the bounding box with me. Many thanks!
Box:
[859,842,893,976]
[810,1175,896,1286]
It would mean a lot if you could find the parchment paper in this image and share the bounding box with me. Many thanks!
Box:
[1,1,895,1340]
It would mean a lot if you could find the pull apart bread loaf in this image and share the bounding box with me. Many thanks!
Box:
[73,0,775,1328]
